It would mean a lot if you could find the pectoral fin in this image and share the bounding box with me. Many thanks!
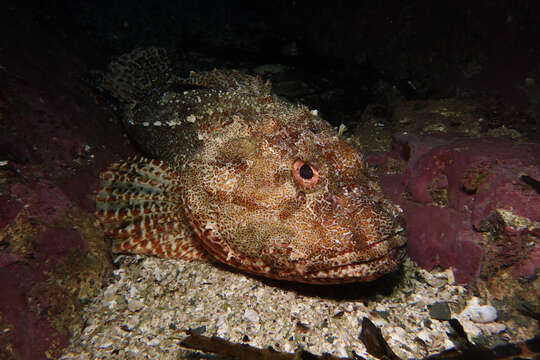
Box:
[95,156,210,261]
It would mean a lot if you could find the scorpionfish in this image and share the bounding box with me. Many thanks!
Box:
[95,47,406,284]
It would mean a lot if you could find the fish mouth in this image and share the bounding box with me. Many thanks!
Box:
[302,248,406,284]
[294,232,407,284]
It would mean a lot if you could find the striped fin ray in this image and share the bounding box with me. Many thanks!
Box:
[95,156,210,261]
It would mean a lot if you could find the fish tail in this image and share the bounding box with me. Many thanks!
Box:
[101,47,171,103]
[94,156,210,261]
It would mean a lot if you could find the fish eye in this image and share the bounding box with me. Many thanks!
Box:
[292,159,319,189]
[299,164,313,179]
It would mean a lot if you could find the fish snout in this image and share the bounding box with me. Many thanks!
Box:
[345,196,407,259]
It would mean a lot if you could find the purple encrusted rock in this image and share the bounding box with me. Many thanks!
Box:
[373,133,540,283]
[0,8,136,359]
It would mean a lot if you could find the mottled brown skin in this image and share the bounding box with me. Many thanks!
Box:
[96,47,406,284]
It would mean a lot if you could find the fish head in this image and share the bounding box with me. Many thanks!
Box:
[181,105,406,284]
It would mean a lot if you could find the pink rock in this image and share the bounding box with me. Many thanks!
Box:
[0,8,135,359]
[0,268,68,360]
[0,195,22,231]
[403,203,483,283]
[34,227,87,273]
[375,133,540,283]
[10,183,71,224]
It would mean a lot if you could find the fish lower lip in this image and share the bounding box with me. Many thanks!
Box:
[324,244,407,270]
[298,246,406,284]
